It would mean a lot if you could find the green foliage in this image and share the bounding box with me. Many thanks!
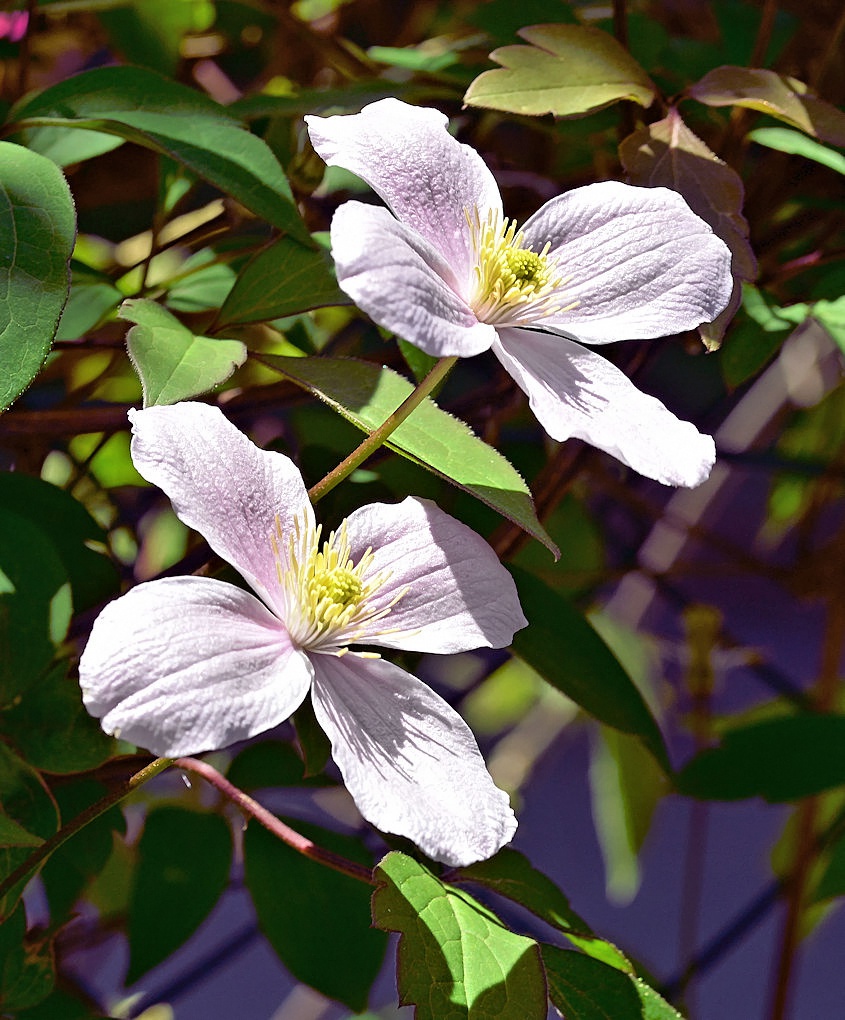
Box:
[0,143,75,411]
[0,905,54,1012]
[748,127,845,176]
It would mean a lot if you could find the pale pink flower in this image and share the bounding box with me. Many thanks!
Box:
[79,402,525,866]
[306,99,734,487]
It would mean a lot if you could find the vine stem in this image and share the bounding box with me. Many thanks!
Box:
[175,758,373,884]
[0,756,174,913]
[307,355,458,503]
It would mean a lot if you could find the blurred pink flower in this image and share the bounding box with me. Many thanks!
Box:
[0,11,28,43]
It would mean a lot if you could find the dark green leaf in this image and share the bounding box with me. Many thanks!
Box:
[55,262,123,341]
[244,819,385,1012]
[10,66,311,243]
[121,298,247,406]
[465,24,656,117]
[508,567,670,771]
[0,905,54,1011]
[676,715,845,801]
[260,355,557,555]
[217,235,348,326]
[97,0,214,76]
[814,828,845,902]
[0,816,42,849]
[0,142,75,411]
[126,806,232,983]
[373,851,547,1019]
[226,739,331,791]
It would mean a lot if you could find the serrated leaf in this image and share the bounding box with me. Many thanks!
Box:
[260,355,557,555]
[748,127,845,176]
[217,235,349,327]
[0,142,75,411]
[542,945,683,1020]
[126,806,232,984]
[372,851,547,1020]
[244,819,386,1012]
[121,298,247,406]
[0,905,54,1011]
[465,24,656,118]
[689,66,845,147]
[9,65,311,243]
[508,566,670,771]
[676,715,845,802]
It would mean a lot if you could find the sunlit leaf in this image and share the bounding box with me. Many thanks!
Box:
[9,66,311,243]
[261,355,557,555]
[689,66,845,147]
[121,298,247,406]
[464,24,656,117]
[748,127,845,176]
[0,142,75,411]
[372,851,548,1019]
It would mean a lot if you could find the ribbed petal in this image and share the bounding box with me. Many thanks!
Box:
[129,402,312,615]
[307,98,501,284]
[330,203,495,357]
[493,328,715,487]
[79,576,313,757]
[521,181,733,342]
[310,653,516,866]
[343,496,527,652]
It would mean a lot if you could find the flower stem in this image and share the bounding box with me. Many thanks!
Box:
[174,757,374,884]
[0,756,174,915]
[308,355,458,504]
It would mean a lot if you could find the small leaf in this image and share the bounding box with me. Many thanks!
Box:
[0,816,43,850]
[260,355,557,555]
[748,127,845,176]
[10,65,311,243]
[372,851,547,1020]
[465,24,656,118]
[0,142,75,411]
[676,714,845,802]
[689,66,845,147]
[121,298,247,406]
[126,806,232,984]
[508,566,671,771]
[217,235,349,327]
[244,819,386,1012]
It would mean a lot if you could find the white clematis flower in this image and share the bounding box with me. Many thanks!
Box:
[79,402,527,866]
[305,99,735,487]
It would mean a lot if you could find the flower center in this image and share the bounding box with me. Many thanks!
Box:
[466,208,575,326]
[272,512,403,653]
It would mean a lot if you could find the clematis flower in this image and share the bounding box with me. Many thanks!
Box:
[305,99,734,487]
[79,402,526,866]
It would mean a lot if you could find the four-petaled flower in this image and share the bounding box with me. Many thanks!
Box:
[79,402,527,866]
[306,99,734,488]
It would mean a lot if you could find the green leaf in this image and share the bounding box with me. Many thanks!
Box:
[0,142,75,412]
[676,715,845,801]
[260,355,557,555]
[542,945,683,1020]
[0,816,43,850]
[0,743,59,919]
[813,296,845,356]
[244,819,386,1012]
[0,905,54,1012]
[688,66,845,147]
[455,847,633,972]
[9,65,311,243]
[126,806,232,984]
[508,566,670,771]
[720,286,806,388]
[56,262,123,341]
[464,24,656,118]
[226,740,331,792]
[217,235,349,327]
[814,828,845,902]
[97,0,215,76]
[372,851,547,1019]
[121,298,247,406]
[748,127,845,176]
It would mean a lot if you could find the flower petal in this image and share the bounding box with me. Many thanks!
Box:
[522,181,733,342]
[79,576,313,757]
[344,496,527,652]
[306,98,501,282]
[129,402,312,614]
[493,328,715,487]
[330,202,495,357]
[310,653,516,866]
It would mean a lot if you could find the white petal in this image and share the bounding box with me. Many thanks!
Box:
[307,98,502,283]
[330,203,495,357]
[79,576,313,757]
[310,653,516,866]
[522,181,733,342]
[493,329,715,487]
[129,402,312,614]
[344,496,527,652]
